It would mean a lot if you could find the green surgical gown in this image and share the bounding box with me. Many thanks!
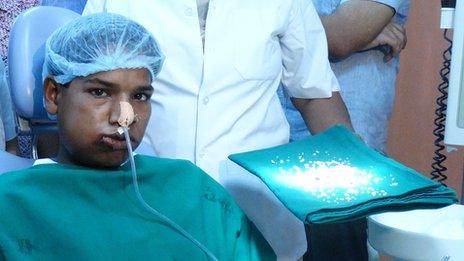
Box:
[0,155,275,260]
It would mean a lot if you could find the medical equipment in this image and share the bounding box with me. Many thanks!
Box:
[441,3,463,143]
[117,102,135,128]
[431,0,464,192]
[117,102,218,261]
[431,0,462,185]
[442,0,464,148]
[431,29,452,184]
[368,204,464,260]
[368,2,464,260]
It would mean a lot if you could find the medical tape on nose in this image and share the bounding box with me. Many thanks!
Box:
[117,101,135,134]
[118,101,135,127]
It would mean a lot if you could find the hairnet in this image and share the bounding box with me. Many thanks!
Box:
[43,12,164,84]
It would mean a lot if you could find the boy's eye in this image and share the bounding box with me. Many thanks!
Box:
[89,89,109,97]
[134,93,150,101]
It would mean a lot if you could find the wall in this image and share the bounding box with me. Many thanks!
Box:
[388,0,464,200]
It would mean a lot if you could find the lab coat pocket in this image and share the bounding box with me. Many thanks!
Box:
[230,9,281,81]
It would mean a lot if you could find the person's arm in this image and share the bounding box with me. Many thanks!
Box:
[361,20,407,62]
[280,0,353,133]
[320,0,402,61]
[291,92,353,134]
[280,0,335,100]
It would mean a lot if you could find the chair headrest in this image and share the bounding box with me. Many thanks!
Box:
[8,6,80,121]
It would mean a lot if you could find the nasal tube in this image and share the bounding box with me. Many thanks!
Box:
[117,102,218,261]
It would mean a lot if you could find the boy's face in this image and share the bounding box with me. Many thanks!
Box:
[44,69,153,168]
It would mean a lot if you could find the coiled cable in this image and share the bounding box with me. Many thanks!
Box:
[431,29,452,184]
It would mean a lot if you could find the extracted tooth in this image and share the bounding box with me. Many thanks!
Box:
[118,101,135,127]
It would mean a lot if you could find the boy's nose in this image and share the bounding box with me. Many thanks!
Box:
[118,101,135,127]
[110,100,135,127]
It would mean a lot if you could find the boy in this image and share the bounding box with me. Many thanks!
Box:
[0,13,274,260]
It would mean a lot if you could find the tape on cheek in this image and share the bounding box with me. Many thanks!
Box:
[118,101,135,127]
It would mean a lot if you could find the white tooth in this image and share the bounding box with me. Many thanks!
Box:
[117,127,124,135]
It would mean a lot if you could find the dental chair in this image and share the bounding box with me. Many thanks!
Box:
[8,6,81,159]
[1,6,79,174]
[368,204,464,260]
[1,6,156,175]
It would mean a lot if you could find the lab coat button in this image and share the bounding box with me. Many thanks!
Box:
[185,7,194,16]
[203,97,209,105]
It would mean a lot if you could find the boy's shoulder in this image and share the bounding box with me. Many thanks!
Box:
[0,164,48,186]
[0,163,70,196]
[0,165,52,212]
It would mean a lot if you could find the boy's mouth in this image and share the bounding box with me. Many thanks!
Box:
[101,133,135,150]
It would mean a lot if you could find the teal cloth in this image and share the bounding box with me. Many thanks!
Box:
[0,155,275,260]
[229,125,457,224]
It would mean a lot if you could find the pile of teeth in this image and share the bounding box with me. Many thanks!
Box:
[270,151,399,205]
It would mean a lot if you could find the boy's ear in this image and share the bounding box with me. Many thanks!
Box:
[43,77,61,115]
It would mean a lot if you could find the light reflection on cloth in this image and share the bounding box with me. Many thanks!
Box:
[229,125,457,224]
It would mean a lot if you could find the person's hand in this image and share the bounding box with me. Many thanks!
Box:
[362,21,407,62]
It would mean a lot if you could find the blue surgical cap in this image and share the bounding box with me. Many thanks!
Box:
[43,13,164,84]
